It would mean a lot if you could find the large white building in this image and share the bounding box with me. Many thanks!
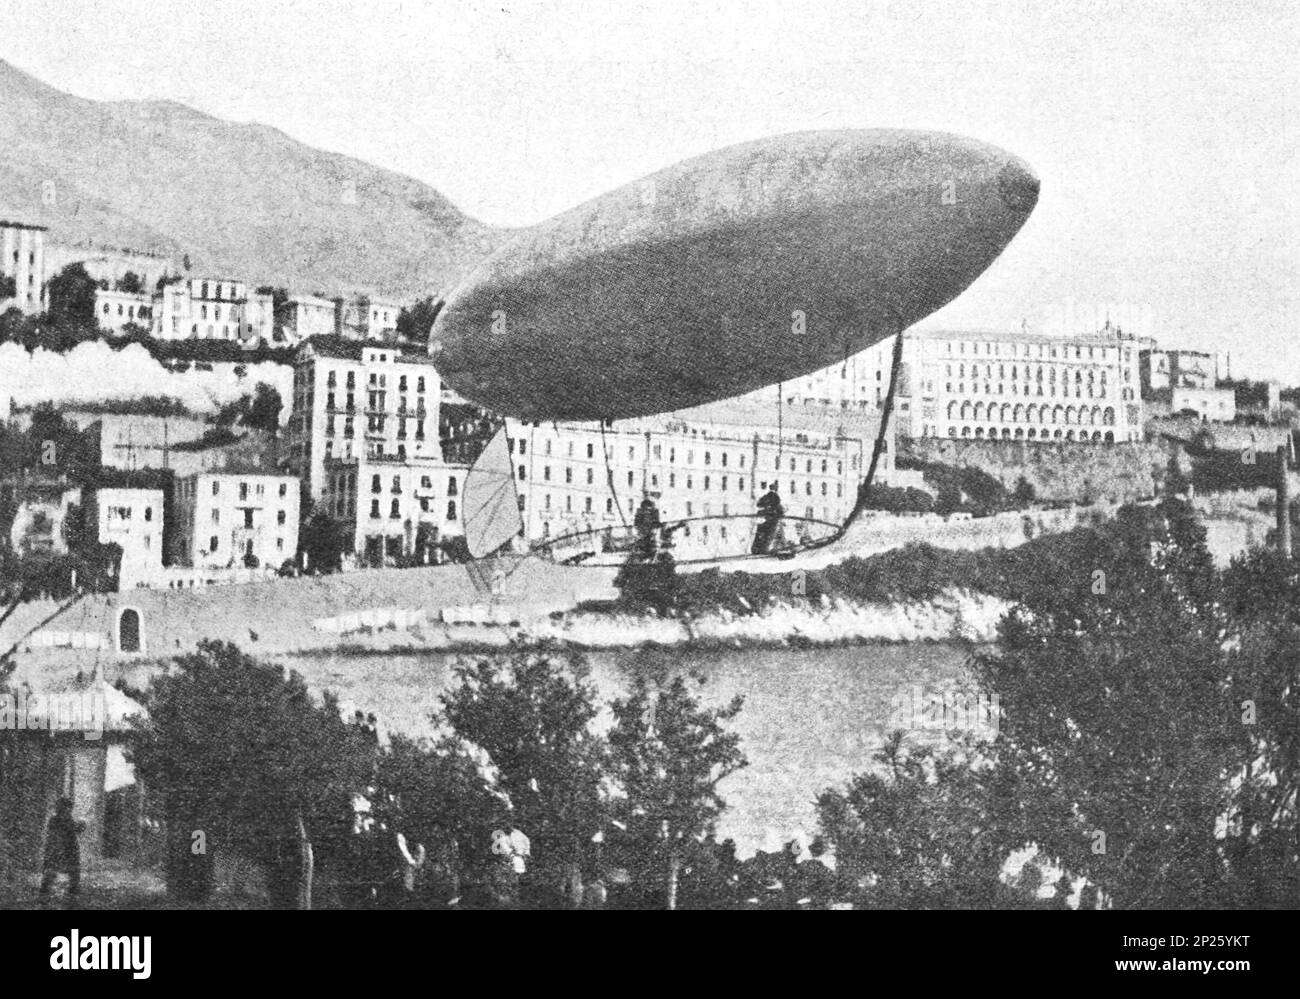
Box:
[1,220,47,315]
[337,295,402,341]
[94,288,153,334]
[90,488,164,586]
[807,326,1146,443]
[44,243,176,298]
[151,277,273,344]
[283,295,339,344]
[504,400,892,560]
[288,340,464,565]
[173,470,301,570]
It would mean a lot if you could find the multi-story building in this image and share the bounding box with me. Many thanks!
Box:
[1139,347,1219,395]
[831,326,1145,443]
[504,400,890,560]
[1171,386,1236,423]
[150,277,272,345]
[337,295,402,340]
[44,243,176,299]
[172,470,300,570]
[1,220,47,315]
[89,488,164,586]
[53,412,211,471]
[94,288,153,334]
[283,295,339,344]
[288,340,460,564]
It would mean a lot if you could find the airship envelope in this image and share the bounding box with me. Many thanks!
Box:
[431,129,1039,422]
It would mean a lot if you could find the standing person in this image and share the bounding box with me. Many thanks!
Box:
[752,484,785,554]
[39,797,83,901]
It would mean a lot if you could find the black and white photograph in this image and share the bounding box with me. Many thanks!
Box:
[0,0,1294,973]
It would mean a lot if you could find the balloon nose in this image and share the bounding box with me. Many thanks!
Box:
[997,161,1040,213]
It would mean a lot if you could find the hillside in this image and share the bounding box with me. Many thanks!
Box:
[0,58,506,300]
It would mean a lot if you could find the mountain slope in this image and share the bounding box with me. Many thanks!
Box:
[0,58,506,300]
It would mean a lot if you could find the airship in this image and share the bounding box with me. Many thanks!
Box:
[431,128,1038,423]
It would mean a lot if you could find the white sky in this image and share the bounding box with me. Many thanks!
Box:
[2,0,1297,380]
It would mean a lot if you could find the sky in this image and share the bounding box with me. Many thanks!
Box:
[2,0,1297,380]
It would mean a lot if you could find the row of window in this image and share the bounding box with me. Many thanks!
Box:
[942,340,1130,363]
[209,508,288,526]
[945,402,1118,426]
[367,498,458,521]
[204,534,286,555]
[945,426,1118,441]
[325,370,427,393]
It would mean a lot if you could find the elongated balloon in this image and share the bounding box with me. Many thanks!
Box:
[431,128,1038,422]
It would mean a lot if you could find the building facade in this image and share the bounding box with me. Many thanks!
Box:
[1139,347,1219,395]
[173,471,300,570]
[337,295,402,341]
[505,401,890,560]
[1171,386,1236,423]
[94,288,153,334]
[44,243,176,299]
[150,277,272,344]
[842,326,1145,443]
[283,295,339,344]
[1,220,47,315]
[288,341,462,564]
[90,488,164,585]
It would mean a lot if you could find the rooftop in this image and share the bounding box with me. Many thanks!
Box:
[908,326,1141,346]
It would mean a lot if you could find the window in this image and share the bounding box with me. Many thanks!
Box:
[211,509,220,525]
[586,443,594,459]
[370,499,380,518]
[390,499,401,518]
[392,476,401,493]
[243,509,253,528]
[209,535,218,552]
[519,465,526,481]
[277,510,286,526]
[372,475,381,493]
[211,480,220,496]
[447,500,457,520]
[144,507,153,522]
[279,483,287,498]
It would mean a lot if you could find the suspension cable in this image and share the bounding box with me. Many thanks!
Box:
[600,420,630,531]
[849,322,907,528]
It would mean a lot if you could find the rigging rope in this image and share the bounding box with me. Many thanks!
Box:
[848,321,907,528]
[600,419,631,531]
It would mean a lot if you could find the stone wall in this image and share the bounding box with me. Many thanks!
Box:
[900,437,1187,504]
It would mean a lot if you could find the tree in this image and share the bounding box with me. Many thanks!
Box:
[437,645,607,906]
[46,263,98,328]
[115,271,143,294]
[0,274,16,300]
[816,734,1020,908]
[970,500,1249,908]
[608,662,746,909]
[246,382,283,434]
[300,505,351,572]
[395,296,444,345]
[129,641,374,907]
[1012,476,1036,505]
